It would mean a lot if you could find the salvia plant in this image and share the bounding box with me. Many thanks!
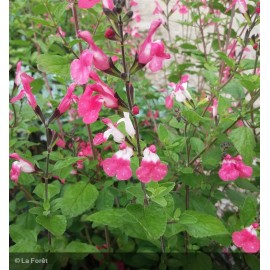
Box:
[9,0,260,269]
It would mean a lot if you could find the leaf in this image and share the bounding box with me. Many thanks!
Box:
[190,137,205,154]
[9,225,37,243]
[10,242,42,253]
[222,79,245,99]
[52,157,83,171]
[229,127,255,164]
[60,182,98,218]
[202,146,222,169]
[36,215,67,236]
[65,241,99,253]
[37,54,72,80]
[83,209,128,228]
[240,196,258,227]
[30,16,53,27]
[181,110,209,125]
[126,203,167,240]
[181,210,229,238]
[158,124,178,145]
[53,3,68,20]
[235,179,259,192]
[33,181,61,200]
[203,70,218,86]
[96,188,115,210]
[178,213,197,225]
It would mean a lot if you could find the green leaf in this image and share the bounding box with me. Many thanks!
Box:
[83,209,128,228]
[158,124,178,145]
[36,215,67,236]
[10,242,42,253]
[60,182,98,218]
[96,188,115,210]
[203,70,218,86]
[228,127,255,164]
[190,137,205,154]
[126,203,167,240]
[178,213,197,225]
[240,196,258,227]
[33,181,61,200]
[9,225,37,243]
[222,79,245,99]
[52,157,83,171]
[202,146,222,169]
[181,110,209,125]
[235,179,259,192]
[30,16,53,27]
[53,3,68,20]
[182,210,229,238]
[37,54,72,80]
[65,241,99,253]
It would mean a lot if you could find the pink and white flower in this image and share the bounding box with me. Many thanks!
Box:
[10,73,37,109]
[136,145,168,183]
[117,112,136,138]
[232,223,260,253]
[179,5,188,15]
[218,154,253,181]
[78,84,118,124]
[103,142,133,180]
[78,31,110,71]
[70,50,94,85]
[207,98,218,118]
[94,118,125,145]
[226,0,247,14]
[165,75,192,109]
[10,153,35,183]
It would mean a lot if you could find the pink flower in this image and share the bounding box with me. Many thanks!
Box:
[137,19,171,71]
[165,75,192,109]
[58,84,78,114]
[147,40,171,72]
[56,26,66,37]
[218,154,253,181]
[207,98,218,118]
[56,138,66,148]
[130,0,138,6]
[171,0,180,13]
[133,11,141,22]
[71,50,93,85]
[103,142,133,180]
[15,61,22,86]
[232,223,260,253]
[226,0,247,14]
[136,145,168,183]
[10,153,35,183]
[179,5,188,15]
[78,141,93,157]
[153,0,163,15]
[132,105,139,115]
[78,0,113,9]
[10,73,37,109]
[78,84,118,124]
[94,118,125,145]
[78,31,110,70]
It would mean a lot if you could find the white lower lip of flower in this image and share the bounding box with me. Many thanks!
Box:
[20,161,34,173]
[143,149,160,163]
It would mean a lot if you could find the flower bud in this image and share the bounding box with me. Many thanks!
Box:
[132,105,139,115]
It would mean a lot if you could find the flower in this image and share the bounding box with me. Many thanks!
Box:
[179,5,188,15]
[10,153,35,183]
[218,154,253,181]
[130,0,138,6]
[207,98,218,118]
[56,26,66,37]
[138,19,170,72]
[78,84,118,124]
[10,73,37,109]
[232,223,260,253]
[78,0,113,9]
[136,145,168,183]
[94,118,125,145]
[117,112,136,137]
[153,0,163,15]
[78,31,110,70]
[226,0,247,14]
[103,142,133,180]
[165,75,192,109]
[70,50,93,85]
[58,84,78,114]
[132,105,139,115]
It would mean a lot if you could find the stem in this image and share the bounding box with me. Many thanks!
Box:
[71,1,83,53]
[197,8,208,61]
[104,225,111,253]
[118,14,148,206]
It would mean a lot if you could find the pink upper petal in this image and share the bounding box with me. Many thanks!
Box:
[78,0,101,9]
[71,50,93,85]
[58,83,77,113]
[15,61,22,86]
[93,133,107,145]
[10,90,25,103]
[10,162,21,183]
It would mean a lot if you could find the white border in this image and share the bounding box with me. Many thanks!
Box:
[0,0,9,268]
[260,0,269,269]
